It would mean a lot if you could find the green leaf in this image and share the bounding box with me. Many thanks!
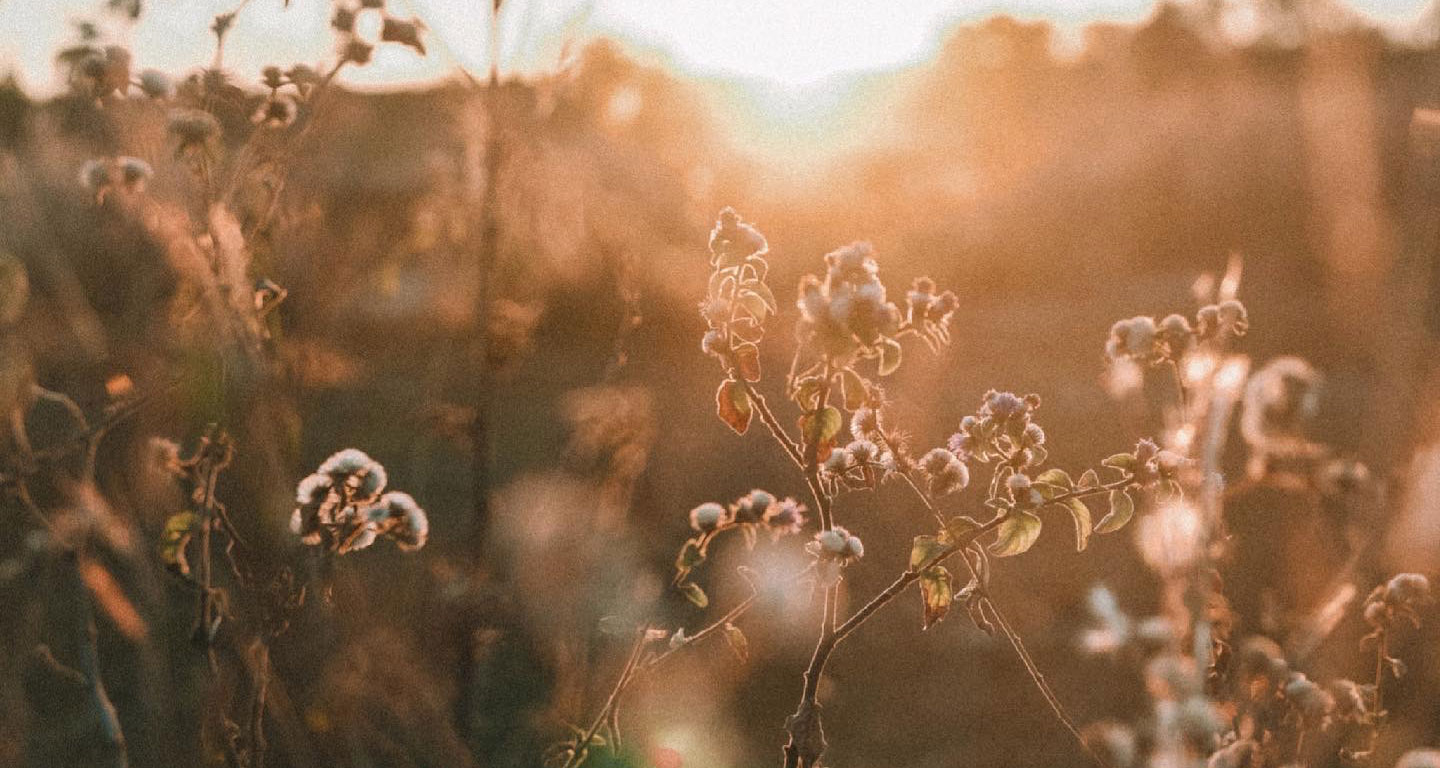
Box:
[737,289,769,321]
[676,539,705,571]
[943,516,982,545]
[716,379,752,434]
[989,511,1042,557]
[838,368,867,411]
[877,337,903,376]
[800,406,842,446]
[1096,489,1135,534]
[1064,497,1092,552]
[742,279,777,313]
[1035,468,1073,489]
[1078,468,1100,489]
[919,566,954,630]
[723,622,750,662]
[1032,481,1067,501]
[1101,453,1138,472]
[910,534,947,570]
[733,343,762,382]
[159,511,200,575]
[680,581,709,608]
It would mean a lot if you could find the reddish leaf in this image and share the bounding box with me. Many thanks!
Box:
[717,379,752,434]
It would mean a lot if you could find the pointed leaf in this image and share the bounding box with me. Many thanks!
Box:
[1096,489,1135,534]
[723,622,750,662]
[742,279,777,312]
[910,534,947,570]
[716,379,752,434]
[989,511,1042,557]
[1079,468,1100,489]
[737,290,769,322]
[1032,481,1067,501]
[1101,453,1138,472]
[733,343,762,382]
[943,516,982,546]
[800,406,843,446]
[1035,468,1073,489]
[159,512,200,575]
[679,581,709,608]
[919,566,955,630]
[676,539,705,572]
[1064,497,1092,552]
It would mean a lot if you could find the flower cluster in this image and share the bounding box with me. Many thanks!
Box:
[1105,300,1249,365]
[1362,573,1432,635]
[1240,356,1322,454]
[807,526,864,564]
[947,390,1046,466]
[700,209,778,433]
[675,489,808,607]
[823,438,899,490]
[918,448,969,496]
[796,242,903,366]
[79,156,152,201]
[290,449,429,554]
[167,108,221,152]
[685,489,808,541]
[903,277,960,352]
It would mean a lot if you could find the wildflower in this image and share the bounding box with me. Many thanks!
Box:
[1195,299,1249,339]
[1328,679,1367,720]
[167,108,220,149]
[332,6,357,32]
[365,491,429,551]
[1105,315,1158,362]
[794,242,903,364]
[850,406,881,438]
[1240,356,1321,455]
[919,447,968,497]
[138,69,172,99]
[381,17,427,55]
[762,498,808,538]
[252,95,297,128]
[807,526,863,564]
[731,489,776,524]
[343,40,374,65]
[1283,673,1334,721]
[79,156,152,200]
[317,448,388,499]
[708,207,768,268]
[689,502,727,533]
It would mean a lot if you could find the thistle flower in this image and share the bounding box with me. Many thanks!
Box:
[79,156,152,199]
[919,447,968,496]
[252,95,297,128]
[381,17,427,54]
[689,502,727,533]
[167,108,220,148]
[808,526,863,564]
[317,448,388,499]
[138,69,172,99]
[731,489,776,524]
[1105,316,1159,362]
[762,498,808,538]
[708,207,767,268]
[1283,673,1334,721]
[365,491,429,551]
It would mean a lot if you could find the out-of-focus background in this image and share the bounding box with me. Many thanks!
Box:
[3,1,1440,767]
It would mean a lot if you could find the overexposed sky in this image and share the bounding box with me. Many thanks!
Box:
[0,0,1433,94]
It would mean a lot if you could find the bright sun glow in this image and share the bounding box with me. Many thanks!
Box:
[1,0,1433,95]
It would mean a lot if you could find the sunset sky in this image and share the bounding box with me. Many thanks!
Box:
[0,0,1433,95]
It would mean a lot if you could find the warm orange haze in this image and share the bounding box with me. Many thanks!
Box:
[1,2,1439,768]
